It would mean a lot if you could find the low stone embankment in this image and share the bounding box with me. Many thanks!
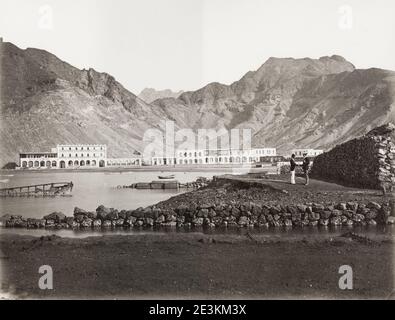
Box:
[1,200,394,230]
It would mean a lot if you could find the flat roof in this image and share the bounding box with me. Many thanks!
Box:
[20,152,57,155]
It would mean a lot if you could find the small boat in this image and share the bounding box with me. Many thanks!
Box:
[158,174,175,180]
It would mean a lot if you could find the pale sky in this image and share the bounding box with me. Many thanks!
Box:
[1,0,395,93]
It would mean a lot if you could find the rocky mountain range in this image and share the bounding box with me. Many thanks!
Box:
[1,40,395,165]
[138,88,183,104]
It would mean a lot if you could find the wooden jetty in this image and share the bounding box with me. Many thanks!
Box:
[0,182,73,197]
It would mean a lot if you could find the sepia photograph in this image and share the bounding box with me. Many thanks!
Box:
[0,0,394,305]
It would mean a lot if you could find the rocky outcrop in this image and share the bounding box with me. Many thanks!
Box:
[311,123,395,190]
[1,200,394,230]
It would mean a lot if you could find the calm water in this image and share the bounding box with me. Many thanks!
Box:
[0,170,228,218]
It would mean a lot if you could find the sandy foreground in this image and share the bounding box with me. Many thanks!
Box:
[0,232,394,299]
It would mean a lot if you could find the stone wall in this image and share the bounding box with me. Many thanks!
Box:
[1,200,394,230]
[311,123,395,190]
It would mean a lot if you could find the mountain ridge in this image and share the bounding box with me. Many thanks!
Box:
[1,41,394,165]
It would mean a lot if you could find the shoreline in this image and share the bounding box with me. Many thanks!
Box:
[2,176,395,231]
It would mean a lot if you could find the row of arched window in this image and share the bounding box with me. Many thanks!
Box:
[152,156,257,166]
[21,159,106,168]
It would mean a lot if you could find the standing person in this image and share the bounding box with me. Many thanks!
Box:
[302,153,310,186]
[290,154,296,185]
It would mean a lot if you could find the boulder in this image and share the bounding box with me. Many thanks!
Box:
[105,209,119,221]
[71,221,80,229]
[365,210,378,219]
[312,203,325,213]
[130,208,145,218]
[43,212,66,223]
[231,207,241,217]
[86,211,97,219]
[287,205,299,215]
[93,219,102,228]
[352,214,365,223]
[192,217,204,227]
[114,218,125,227]
[322,210,332,219]
[319,219,329,226]
[74,214,85,223]
[284,219,292,227]
[134,220,144,227]
[309,212,320,221]
[166,214,177,223]
[65,217,75,227]
[346,202,358,211]
[176,205,189,215]
[74,207,88,216]
[342,210,353,218]
[96,205,112,220]
[212,216,223,226]
[336,203,347,211]
[102,220,112,228]
[367,201,381,210]
[118,210,128,220]
[177,216,186,224]
[208,209,217,218]
[145,217,154,227]
[291,212,302,222]
[238,216,249,227]
[45,219,56,227]
[150,208,162,219]
[125,216,137,226]
[59,223,70,229]
[80,218,93,228]
[155,215,165,224]
[345,219,353,226]
[270,206,281,215]
[367,219,377,226]
[330,216,342,226]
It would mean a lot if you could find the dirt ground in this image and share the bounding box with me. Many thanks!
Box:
[0,232,393,299]
[156,174,392,211]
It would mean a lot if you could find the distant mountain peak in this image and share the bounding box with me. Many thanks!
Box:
[138,88,184,103]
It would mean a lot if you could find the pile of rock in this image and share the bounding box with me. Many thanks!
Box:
[1,200,394,230]
[311,123,395,190]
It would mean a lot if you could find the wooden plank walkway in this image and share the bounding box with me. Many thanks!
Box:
[0,182,73,197]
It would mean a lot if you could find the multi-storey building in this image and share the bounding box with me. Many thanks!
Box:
[19,152,59,169]
[106,158,142,167]
[19,144,142,169]
[56,144,107,168]
[151,148,277,166]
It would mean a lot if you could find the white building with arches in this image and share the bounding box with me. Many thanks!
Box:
[56,144,107,169]
[151,147,277,166]
[19,144,142,169]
